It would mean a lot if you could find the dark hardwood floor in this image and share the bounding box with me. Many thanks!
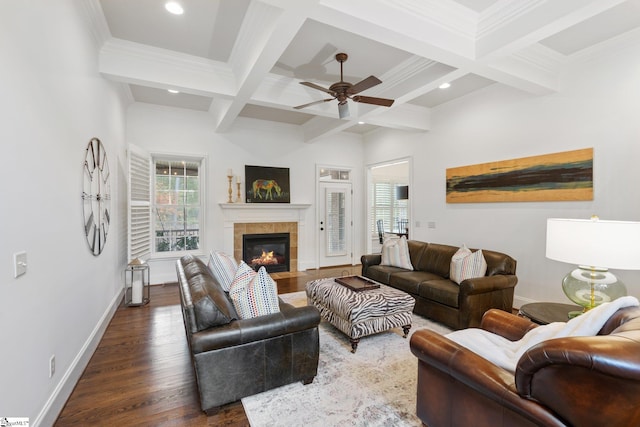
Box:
[54,265,361,427]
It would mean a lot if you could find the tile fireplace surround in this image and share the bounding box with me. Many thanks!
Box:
[220,203,311,273]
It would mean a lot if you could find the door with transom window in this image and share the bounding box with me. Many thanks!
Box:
[318,180,352,267]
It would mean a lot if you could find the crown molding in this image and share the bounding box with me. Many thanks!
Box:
[100,38,236,97]
[568,25,640,64]
[229,1,280,76]
[78,0,111,49]
[477,0,545,39]
[386,0,478,40]
[101,38,232,77]
[510,43,566,75]
[379,57,439,92]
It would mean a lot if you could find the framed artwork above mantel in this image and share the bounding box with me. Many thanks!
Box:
[245,165,290,203]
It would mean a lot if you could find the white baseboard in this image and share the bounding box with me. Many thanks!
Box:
[33,288,124,427]
[513,295,538,310]
[298,260,315,271]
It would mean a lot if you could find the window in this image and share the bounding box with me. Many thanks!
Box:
[369,160,409,239]
[371,180,407,235]
[127,146,205,260]
[319,167,351,181]
[153,158,202,253]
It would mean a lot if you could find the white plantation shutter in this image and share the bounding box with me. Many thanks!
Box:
[371,179,408,236]
[128,145,152,261]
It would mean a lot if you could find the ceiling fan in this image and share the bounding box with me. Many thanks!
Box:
[294,53,394,119]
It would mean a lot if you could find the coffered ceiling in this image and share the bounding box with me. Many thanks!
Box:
[88,0,640,141]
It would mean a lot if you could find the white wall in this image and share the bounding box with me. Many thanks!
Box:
[126,104,366,282]
[364,41,640,307]
[0,1,129,424]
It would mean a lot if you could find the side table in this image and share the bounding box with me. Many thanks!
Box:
[519,302,581,325]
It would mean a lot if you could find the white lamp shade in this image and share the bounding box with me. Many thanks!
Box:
[546,218,640,270]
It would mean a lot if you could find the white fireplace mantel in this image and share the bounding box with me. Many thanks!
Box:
[219,203,311,257]
[219,203,311,223]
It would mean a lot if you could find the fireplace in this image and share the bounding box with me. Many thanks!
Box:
[242,232,290,273]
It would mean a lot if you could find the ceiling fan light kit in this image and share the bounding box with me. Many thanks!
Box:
[295,53,395,119]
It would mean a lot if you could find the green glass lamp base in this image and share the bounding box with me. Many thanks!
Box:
[562,266,627,315]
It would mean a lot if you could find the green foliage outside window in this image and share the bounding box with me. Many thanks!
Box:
[154,160,201,252]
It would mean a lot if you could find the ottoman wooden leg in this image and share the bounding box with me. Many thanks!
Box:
[350,338,360,353]
[402,325,411,338]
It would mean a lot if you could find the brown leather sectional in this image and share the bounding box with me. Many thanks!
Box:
[361,240,517,329]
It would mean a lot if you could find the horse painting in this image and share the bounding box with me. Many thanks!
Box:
[252,179,282,200]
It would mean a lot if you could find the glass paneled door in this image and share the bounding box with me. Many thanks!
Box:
[319,182,352,267]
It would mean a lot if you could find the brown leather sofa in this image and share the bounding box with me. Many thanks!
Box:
[410,306,640,427]
[176,254,321,414]
[361,240,517,329]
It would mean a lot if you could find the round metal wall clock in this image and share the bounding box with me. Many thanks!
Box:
[82,138,111,256]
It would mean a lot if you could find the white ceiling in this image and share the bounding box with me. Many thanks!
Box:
[92,0,640,141]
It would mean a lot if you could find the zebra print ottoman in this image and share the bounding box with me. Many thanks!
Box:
[305,277,415,352]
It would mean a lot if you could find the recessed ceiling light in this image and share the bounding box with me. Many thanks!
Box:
[165,2,184,15]
[439,82,451,89]
[358,121,365,125]
[167,89,180,94]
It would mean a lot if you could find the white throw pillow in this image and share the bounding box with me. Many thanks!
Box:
[380,236,413,270]
[450,244,487,285]
[208,250,239,292]
[229,265,280,319]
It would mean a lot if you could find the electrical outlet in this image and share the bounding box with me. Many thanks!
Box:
[49,355,55,378]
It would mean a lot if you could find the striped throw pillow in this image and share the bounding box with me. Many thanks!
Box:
[381,235,413,270]
[450,245,487,285]
[230,264,280,319]
[208,251,238,291]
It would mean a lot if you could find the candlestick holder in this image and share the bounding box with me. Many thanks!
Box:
[236,182,242,203]
[227,175,233,203]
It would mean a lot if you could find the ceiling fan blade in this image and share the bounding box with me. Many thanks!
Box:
[352,95,394,107]
[347,75,382,95]
[300,81,334,95]
[338,102,350,119]
[293,98,334,109]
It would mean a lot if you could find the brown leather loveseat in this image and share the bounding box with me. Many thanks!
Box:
[410,306,640,427]
[361,240,517,329]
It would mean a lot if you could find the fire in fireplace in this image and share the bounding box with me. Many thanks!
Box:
[242,232,290,273]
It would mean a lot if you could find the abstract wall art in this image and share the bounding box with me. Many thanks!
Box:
[446,148,593,203]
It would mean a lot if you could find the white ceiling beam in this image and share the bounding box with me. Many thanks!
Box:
[311,0,476,65]
[99,38,235,97]
[301,115,353,143]
[210,0,319,132]
[475,0,629,60]
[309,1,558,97]
[364,104,431,132]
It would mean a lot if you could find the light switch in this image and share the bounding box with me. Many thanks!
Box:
[14,251,27,278]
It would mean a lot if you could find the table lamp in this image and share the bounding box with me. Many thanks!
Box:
[546,217,640,317]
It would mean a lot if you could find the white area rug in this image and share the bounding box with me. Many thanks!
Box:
[242,291,452,427]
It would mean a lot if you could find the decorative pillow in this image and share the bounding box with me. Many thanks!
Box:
[188,274,238,331]
[208,250,238,292]
[450,245,487,285]
[229,260,256,293]
[229,265,280,319]
[380,235,413,270]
